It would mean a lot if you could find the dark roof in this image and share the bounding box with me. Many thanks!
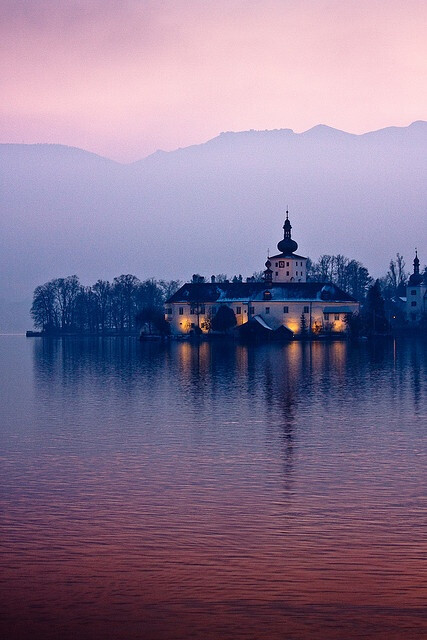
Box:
[166,281,358,304]
[269,253,307,260]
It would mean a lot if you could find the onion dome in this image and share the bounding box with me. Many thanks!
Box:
[409,250,423,285]
[277,210,298,254]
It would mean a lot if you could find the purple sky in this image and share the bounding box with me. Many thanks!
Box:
[1,0,426,161]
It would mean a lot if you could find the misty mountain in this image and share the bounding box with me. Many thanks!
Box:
[1,123,426,331]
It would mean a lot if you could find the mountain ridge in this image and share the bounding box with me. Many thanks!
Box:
[2,121,425,165]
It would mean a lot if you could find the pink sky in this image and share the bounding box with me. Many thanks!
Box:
[1,0,426,162]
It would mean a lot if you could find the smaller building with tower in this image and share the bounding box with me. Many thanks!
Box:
[406,251,427,323]
[166,212,359,337]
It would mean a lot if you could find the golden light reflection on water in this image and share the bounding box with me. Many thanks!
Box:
[0,336,426,640]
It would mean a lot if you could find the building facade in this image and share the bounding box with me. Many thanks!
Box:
[166,214,359,337]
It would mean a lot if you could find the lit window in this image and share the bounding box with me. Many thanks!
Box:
[179,307,184,315]
[303,306,309,314]
[334,314,340,321]
[283,306,289,313]
[265,307,270,314]
[236,306,241,315]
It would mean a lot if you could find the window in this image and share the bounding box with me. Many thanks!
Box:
[275,271,279,276]
[179,307,184,315]
[275,262,278,267]
[286,271,289,276]
[283,306,289,313]
[265,307,270,314]
[411,301,417,307]
[279,261,284,268]
[411,290,416,295]
[263,290,272,300]
[190,307,196,315]
[249,306,254,314]
[334,314,340,321]
[165,307,172,315]
[286,262,289,266]
[236,306,241,315]
[201,322,206,329]
[296,271,298,276]
[200,305,205,314]
[303,306,309,314]
[324,313,329,321]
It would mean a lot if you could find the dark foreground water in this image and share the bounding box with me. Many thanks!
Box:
[0,336,426,640]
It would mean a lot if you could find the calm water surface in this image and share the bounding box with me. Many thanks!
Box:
[0,336,426,639]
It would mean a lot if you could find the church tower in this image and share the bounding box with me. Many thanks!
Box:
[266,211,307,283]
[406,250,426,323]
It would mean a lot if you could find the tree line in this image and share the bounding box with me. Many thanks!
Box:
[31,275,181,334]
[30,253,425,335]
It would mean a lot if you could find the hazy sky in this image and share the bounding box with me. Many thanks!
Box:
[1,0,426,161]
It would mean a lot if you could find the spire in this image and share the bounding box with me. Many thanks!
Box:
[409,248,423,285]
[278,208,298,254]
[414,248,420,274]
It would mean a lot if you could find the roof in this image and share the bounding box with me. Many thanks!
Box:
[237,315,294,338]
[252,315,272,330]
[167,281,358,304]
[268,253,307,260]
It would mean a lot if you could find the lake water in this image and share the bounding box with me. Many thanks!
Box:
[0,335,426,640]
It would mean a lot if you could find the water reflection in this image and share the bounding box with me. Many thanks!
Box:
[0,336,425,640]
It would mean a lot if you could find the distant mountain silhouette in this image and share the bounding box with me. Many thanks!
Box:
[1,123,426,330]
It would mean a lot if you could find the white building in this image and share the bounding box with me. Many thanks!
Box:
[166,213,359,337]
[406,251,427,323]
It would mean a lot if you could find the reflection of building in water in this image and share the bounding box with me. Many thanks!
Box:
[405,251,427,324]
[166,212,359,336]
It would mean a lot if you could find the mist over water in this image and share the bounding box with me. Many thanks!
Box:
[0,336,426,639]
